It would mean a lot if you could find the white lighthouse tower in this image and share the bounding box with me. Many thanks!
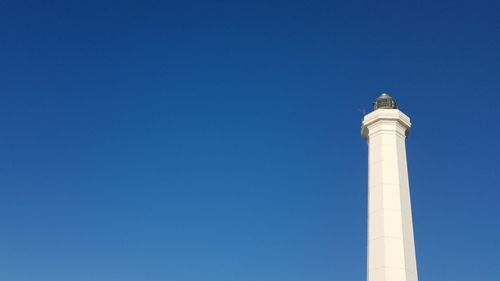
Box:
[361,94,419,281]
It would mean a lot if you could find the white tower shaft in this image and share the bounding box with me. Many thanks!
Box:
[362,108,418,281]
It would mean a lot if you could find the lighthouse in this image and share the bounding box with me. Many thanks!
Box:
[361,94,419,281]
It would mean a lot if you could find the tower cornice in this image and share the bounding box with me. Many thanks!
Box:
[361,109,411,139]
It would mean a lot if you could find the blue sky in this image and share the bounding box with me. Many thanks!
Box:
[1,1,499,280]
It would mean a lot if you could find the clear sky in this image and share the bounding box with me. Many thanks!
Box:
[1,1,499,280]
